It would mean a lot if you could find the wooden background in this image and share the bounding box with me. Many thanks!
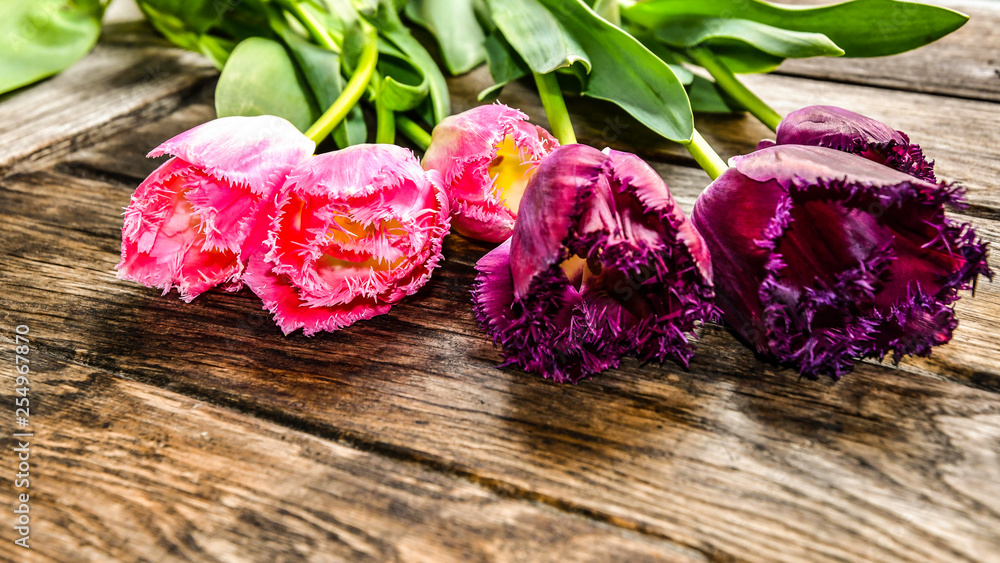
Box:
[2,0,999,561]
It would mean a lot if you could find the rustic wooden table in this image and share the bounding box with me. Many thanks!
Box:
[2,1,999,561]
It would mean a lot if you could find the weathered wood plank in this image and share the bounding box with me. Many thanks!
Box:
[0,351,702,563]
[0,21,215,174]
[2,156,998,563]
[777,0,1000,103]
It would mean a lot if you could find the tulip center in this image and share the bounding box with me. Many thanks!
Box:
[560,254,601,290]
[489,136,536,214]
[324,216,407,272]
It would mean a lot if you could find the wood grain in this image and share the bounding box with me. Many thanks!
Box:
[2,3,1000,561]
[2,142,998,562]
[0,21,215,175]
[0,352,701,562]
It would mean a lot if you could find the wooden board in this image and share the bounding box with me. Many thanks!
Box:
[0,353,701,562]
[2,3,1000,562]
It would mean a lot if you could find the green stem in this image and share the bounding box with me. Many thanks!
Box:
[303,27,378,144]
[396,115,432,151]
[687,46,783,132]
[371,74,396,145]
[681,129,728,180]
[284,1,339,52]
[533,72,577,145]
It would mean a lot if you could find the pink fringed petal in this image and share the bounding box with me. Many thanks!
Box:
[117,116,315,301]
[423,104,558,242]
[148,115,316,194]
[250,145,451,335]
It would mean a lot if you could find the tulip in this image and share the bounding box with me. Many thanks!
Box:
[473,144,716,383]
[244,144,450,336]
[117,115,315,301]
[692,144,992,378]
[422,104,558,243]
[758,105,935,182]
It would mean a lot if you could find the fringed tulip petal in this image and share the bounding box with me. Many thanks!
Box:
[693,144,992,379]
[474,145,716,383]
[248,145,450,336]
[117,116,315,301]
[423,104,558,242]
[766,105,936,182]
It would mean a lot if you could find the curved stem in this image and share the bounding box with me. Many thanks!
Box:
[687,46,783,132]
[371,74,396,145]
[681,129,728,180]
[284,1,339,52]
[396,115,432,151]
[533,72,577,145]
[303,27,378,144]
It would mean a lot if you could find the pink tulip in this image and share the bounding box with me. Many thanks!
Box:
[245,145,450,336]
[422,104,558,242]
[117,116,315,301]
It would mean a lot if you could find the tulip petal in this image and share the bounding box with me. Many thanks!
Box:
[149,115,316,194]
[423,104,558,242]
[694,144,992,378]
[250,145,451,335]
[768,105,935,182]
[475,145,716,382]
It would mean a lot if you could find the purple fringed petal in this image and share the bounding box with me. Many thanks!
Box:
[474,145,716,383]
[767,105,936,182]
[694,144,993,379]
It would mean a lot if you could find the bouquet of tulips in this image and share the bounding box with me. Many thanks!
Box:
[5,0,991,382]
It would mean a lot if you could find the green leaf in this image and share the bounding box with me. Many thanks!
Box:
[479,30,529,100]
[624,0,968,58]
[215,37,319,132]
[378,54,431,111]
[654,17,843,59]
[366,1,451,123]
[137,0,271,68]
[487,0,693,142]
[0,0,105,95]
[405,0,487,75]
[688,75,740,114]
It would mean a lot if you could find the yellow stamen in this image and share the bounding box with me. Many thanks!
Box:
[489,135,536,214]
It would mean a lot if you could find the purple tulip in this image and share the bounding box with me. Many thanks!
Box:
[473,145,716,383]
[692,143,991,378]
[758,105,935,182]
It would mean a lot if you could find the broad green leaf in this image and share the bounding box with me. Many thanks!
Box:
[137,0,272,69]
[215,37,319,132]
[0,0,105,95]
[624,0,968,58]
[405,0,487,75]
[654,17,843,59]
[487,0,693,142]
